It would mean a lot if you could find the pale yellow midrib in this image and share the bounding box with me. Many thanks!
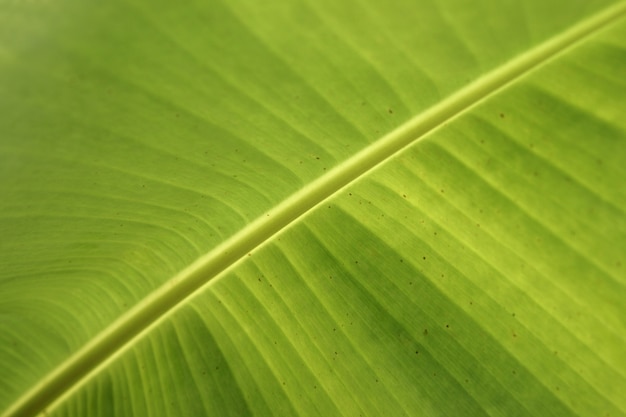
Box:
[6,3,626,417]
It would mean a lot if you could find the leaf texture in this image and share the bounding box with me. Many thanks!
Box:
[0,0,625,416]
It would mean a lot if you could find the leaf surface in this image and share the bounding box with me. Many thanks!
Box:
[1,0,625,416]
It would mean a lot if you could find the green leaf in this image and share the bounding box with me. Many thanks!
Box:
[1,0,625,416]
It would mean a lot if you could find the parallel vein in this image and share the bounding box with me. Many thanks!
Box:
[5,2,626,416]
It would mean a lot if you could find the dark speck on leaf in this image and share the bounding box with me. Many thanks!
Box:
[423,329,428,336]
[388,109,393,114]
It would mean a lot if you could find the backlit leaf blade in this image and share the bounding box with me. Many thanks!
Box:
[1,1,625,416]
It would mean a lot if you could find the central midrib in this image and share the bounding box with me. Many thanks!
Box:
[7,3,626,416]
